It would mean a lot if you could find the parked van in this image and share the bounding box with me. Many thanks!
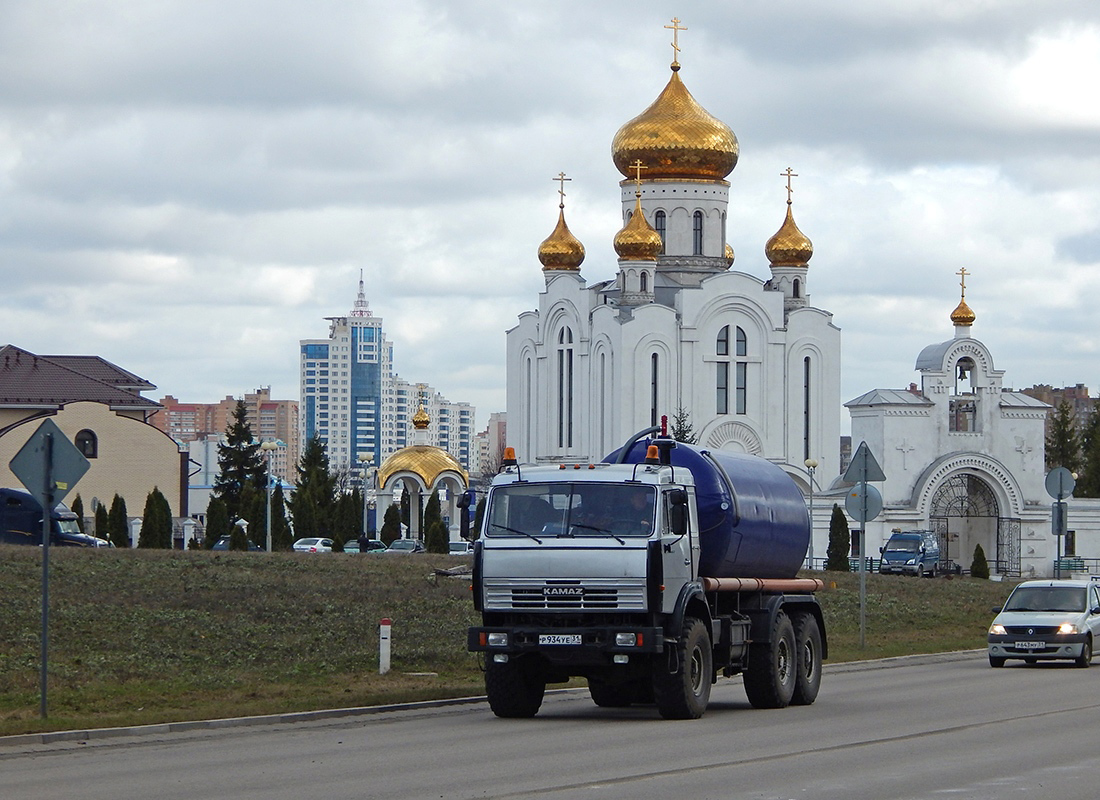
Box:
[879,530,940,577]
[0,488,111,547]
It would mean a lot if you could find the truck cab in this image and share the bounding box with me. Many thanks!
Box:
[0,488,111,547]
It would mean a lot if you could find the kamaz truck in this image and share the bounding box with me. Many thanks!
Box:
[468,427,826,719]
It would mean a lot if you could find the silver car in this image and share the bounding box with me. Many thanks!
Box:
[987,579,1100,668]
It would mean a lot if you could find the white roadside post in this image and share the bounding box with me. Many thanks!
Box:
[379,617,392,675]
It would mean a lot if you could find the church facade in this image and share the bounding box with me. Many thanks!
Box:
[505,42,841,488]
[846,281,1056,577]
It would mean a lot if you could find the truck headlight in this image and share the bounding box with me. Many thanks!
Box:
[487,632,509,647]
[1058,623,1079,635]
[615,632,639,647]
[906,558,916,565]
[989,623,1006,635]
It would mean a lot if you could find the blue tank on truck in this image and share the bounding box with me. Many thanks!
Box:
[607,441,810,579]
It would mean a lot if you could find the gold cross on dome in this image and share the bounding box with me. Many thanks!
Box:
[665,17,687,63]
[957,266,969,296]
[553,171,571,208]
[781,167,798,204]
[630,159,648,193]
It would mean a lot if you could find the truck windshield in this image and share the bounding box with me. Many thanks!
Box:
[56,519,81,535]
[486,483,656,539]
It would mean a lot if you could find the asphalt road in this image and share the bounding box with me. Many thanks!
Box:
[4,651,1100,800]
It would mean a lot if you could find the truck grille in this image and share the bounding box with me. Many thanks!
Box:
[484,579,647,611]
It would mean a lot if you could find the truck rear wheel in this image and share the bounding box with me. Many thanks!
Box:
[744,611,796,709]
[653,617,712,720]
[790,612,822,706]
[485,656,546,718]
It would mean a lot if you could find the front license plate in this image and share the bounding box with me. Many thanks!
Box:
[1016,641,1044,650]
[539,634,582,646]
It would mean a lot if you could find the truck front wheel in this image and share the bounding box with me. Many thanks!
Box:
[485,656,546,718]
[790,612,822,706]
[744,611,796,709]
[653,617,712,720]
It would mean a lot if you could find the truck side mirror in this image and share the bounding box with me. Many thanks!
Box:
[879,546,884,554]
[668,489,688,536]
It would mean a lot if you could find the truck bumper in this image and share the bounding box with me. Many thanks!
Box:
[468,625,666,664]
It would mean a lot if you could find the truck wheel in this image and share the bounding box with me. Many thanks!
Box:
[588,678,634,708]
[744,611,796,709]
[485,656,546,718]
[653,617,712,720]
[790,612,822,706]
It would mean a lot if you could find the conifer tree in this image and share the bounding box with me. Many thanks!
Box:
[1077,407,1100,498]
[205,496,230,548]
[424,489,448,553]
[826,503,851,572]
[71,494,85,533]
[1046,400,1081,472]
[138,487,172,548]
[289,436,336,541]
[107,494,129,549]
[669,405,697,444]
[970,543,990,579]
[94,502,109,542]
[380,504,402,545]
[212,399,267,523]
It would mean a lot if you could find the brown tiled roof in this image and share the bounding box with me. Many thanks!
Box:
[0,345,160,410]
[41,355,156,391]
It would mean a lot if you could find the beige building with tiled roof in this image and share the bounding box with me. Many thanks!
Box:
[0,345,186,541]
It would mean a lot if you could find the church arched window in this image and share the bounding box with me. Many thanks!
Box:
[693,210,704,255]
[651,353,660,427]
[557,328,574,448]
[75,429,98,459]
[640,272,648,293]
[735,326,747,357]
[716,326,730,414]
[803,356,812,461]
[793,278,801,298]
[654,210,666,254]
[950,357,977,432]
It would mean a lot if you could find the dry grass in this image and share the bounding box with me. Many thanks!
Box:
[0,548,1016,736]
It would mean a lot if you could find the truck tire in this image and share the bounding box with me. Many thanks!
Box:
[790,612,822,706]
[653,617,712,720]
[588,678,635,708]
[744,611,796,709]
[485,657,546,718]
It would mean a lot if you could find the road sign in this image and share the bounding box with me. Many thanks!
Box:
[9,418,90,507]
[843,441,886,483]
[845,482,883,524]
[1045,467,1076,500]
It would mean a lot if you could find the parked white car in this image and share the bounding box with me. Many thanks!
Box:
[292,537,333,553]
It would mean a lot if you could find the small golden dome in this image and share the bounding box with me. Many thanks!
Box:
[412,406,430,429]
[951,298,975,327]
[614,195,663,261]
[378,445,468,489]
[765,204,813,267]
[724,242,735,266]
[612,65,738,181]
[538,207,585,271]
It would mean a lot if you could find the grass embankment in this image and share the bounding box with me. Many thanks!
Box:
[0,548,1015,736]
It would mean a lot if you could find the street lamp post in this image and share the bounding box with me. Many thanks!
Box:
[804,458,819,570]
[260,440,279,552]
[358,454,374,537]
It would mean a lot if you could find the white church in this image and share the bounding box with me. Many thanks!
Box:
[505,40,841,487]
[504,24,1095,579]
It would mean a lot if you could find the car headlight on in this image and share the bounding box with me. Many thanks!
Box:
[1058,623,1079,635]
[989,623,1006,635]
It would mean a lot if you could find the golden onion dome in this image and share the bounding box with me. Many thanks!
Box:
[612,64,738,181]
[538,207,586,271]
[724,242,735,266]
[951,298,975,327]
[765,204,814,267]
[378,445,469,489]
[614,195,663,261]
[412,405,430,429]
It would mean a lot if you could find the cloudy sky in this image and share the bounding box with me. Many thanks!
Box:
[2,1,1098,434]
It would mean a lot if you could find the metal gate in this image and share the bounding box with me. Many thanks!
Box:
[929,474,1021,576]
